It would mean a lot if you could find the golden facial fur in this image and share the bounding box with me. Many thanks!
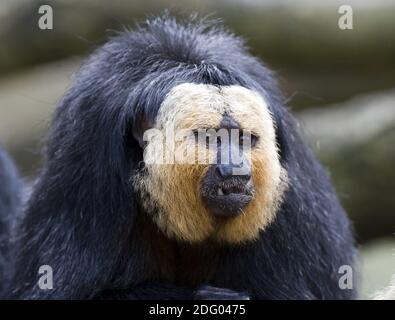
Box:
[133,83,287,244]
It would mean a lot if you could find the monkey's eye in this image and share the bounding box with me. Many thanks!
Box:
[239,131,258,148]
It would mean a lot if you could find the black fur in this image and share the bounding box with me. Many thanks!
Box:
[3,14,357,299]
[0,146,21,291]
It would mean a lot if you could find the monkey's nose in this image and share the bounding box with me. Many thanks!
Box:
[215,164,252,181]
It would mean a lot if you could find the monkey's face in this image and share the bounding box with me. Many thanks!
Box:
[134,83,287,244]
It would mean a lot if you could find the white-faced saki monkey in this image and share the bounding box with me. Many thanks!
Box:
[0,14,357,300]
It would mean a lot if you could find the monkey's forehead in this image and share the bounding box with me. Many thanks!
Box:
[155,83,274,133]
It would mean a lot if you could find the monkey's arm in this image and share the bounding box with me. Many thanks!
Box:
[97,283,250,300]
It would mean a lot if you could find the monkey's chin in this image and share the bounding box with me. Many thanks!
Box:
[202,193,253,218]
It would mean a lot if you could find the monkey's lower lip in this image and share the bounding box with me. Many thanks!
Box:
[202,189,253,218]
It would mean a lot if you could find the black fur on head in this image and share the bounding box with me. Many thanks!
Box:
[4,13,357,299]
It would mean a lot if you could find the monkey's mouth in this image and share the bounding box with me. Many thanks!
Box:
[201,180,254,218]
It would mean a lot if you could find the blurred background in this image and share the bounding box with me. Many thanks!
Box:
[0,0,394,298]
